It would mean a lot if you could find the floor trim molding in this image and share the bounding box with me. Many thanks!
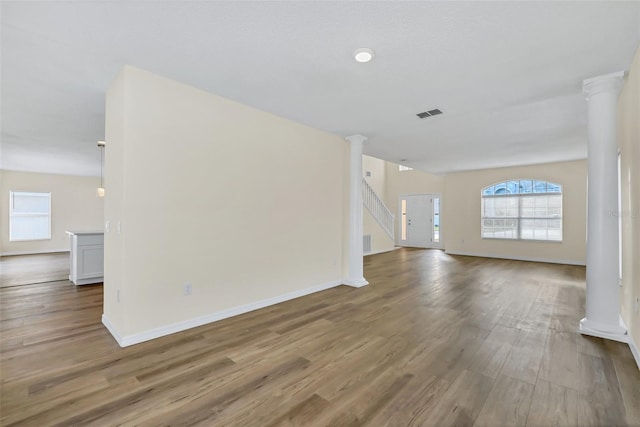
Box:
[619,315,640,371]
[445,250,586,266]
[101,314,124,346]
[0,249,69,257]
[579,316,629,344]
[628,334,640,371]
[364,246,400,256]
[102,279,344,347]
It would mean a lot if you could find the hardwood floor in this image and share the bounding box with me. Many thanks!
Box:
[1,248,638,426]
[0,253,70,288]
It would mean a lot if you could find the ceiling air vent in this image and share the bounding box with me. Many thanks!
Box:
[417,108,443,119]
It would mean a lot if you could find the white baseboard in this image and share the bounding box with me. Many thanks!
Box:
[628,334,640,371]
[445,250,586,266]
[101,279,344,347]
[343,278,369,288]
[579,316,629,344]
[619,315,640,371]
[364,246,400,256]
[101,314,124,346]
[0,249,69,257]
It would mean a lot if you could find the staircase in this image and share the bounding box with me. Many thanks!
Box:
[362,178,394,240]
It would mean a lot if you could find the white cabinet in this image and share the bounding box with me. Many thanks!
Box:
[67,231,104,285]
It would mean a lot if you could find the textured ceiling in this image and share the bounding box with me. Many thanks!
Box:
[2,1,639,176]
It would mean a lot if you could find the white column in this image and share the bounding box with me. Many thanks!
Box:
[345,134,369,288]
[579,71,627,342]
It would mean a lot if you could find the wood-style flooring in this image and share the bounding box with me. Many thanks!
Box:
[1,248,638,426]
[0,253,70,288]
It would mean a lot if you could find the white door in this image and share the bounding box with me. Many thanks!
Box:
[399,194,442,248]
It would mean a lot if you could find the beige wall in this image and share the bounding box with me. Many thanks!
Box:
[0,170,103,255]
[618,44,640,353]
[443,160,587,264]
[363,154,386,198]
[362,155,394,254]
[384,162,445,245]
[104,66,348,339]
[363,210,395,255]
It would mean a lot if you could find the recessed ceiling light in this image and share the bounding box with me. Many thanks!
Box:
[353,48,374,63]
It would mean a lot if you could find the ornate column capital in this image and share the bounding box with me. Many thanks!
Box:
[583,71,625,100]
[345,134,368,145]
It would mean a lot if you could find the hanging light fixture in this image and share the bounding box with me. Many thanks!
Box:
[97,140,106,197]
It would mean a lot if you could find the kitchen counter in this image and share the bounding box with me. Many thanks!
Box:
[66,231,104,285]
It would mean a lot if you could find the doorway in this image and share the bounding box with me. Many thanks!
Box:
[399,194,442,248]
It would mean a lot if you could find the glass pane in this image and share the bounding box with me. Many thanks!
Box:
[507,180,520,194]
[505,219,518,238]
[401,199,407,241]
[506,197,519,217]
[534,180,547,193]
[483,198,495,217]
[482,186,494,196]
[494,198,507,216]
[534,196,549,217]
[482,219,493,238]
[433,197,440,243]
[548,195,562,219]
[494,182,508,195]
[534,219,548,239]
[521,219,535,239]
[519,180,533,194]
[12,192,49,214]
[547,182,561,193]
[10,215,49,240]
[547,219,562,241]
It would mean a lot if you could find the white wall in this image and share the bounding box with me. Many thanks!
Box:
[443,160,587,265]
[618,44,640,358]
[104,66,348,342]
[0,170,104,255]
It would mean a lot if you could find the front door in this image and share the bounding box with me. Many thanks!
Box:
[399,194,442,248]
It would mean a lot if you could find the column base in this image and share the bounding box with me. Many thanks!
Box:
[344,277,369,288]
[578,317,628,343]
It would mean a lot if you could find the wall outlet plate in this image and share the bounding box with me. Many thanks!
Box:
[184,283,192,296]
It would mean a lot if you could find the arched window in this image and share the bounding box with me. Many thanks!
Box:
[481,179,562,241]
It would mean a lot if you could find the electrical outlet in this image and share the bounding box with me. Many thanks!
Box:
[184,282,192,296]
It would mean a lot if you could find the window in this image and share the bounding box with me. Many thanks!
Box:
[399,165,413,171]
[9,191,51,241]
[481,180,562,241]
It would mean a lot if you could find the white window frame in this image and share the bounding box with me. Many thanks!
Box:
[481,180,562,242]
[9,191,52,241]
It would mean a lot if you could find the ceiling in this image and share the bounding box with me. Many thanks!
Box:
[2,1,639,176]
